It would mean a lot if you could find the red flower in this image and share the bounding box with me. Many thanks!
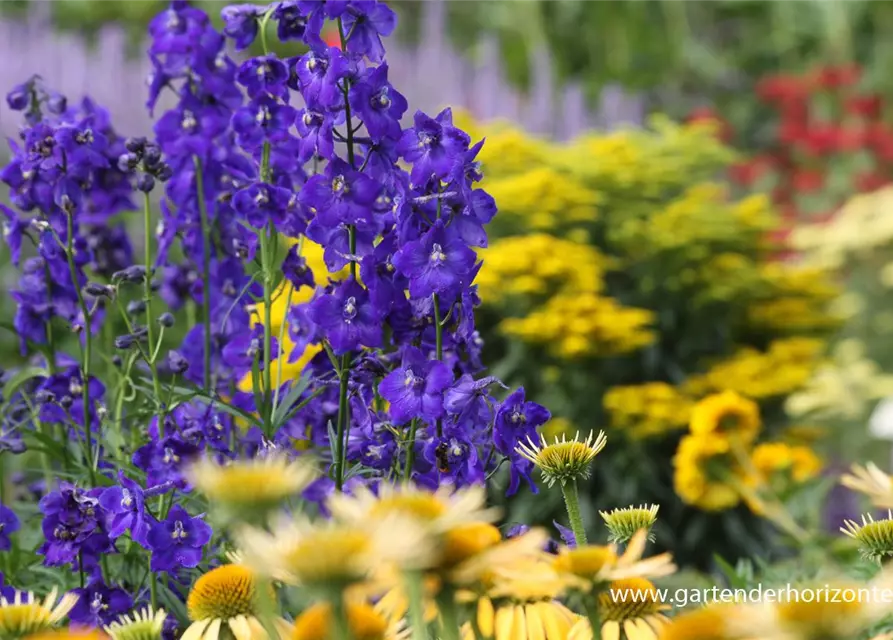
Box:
[791,169,825,193]
[756,73,811,104]
[846,93,883,119]
[728,155,774,186]
[815,64,861,89]
[833,126,866,152]
[686,106,733,142]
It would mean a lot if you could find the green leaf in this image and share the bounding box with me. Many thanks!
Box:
[3,366,47,399]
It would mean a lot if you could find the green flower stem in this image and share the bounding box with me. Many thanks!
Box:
[271,281,295,414]
[64,212,96,486]
[405,571,429,640]
[437,590,462,640]
[193,156,213,393]
[142,192,166,438]
[334,353,352,491]
[561,479,587,545]
[332,593,352,640]
[332,15,358,492]
[404,418,420,482]
[584,595,603,640]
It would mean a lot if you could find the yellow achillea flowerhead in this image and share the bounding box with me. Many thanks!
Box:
[104,607,166,640]
[600,505,659,544]
[602,383,693,440]
[291,601,404,640]
[187,454,317,513]
[516,431,607,487]
[841,463,893,508]
[689,391,761,444]
[0,588,79,639]
[842,511,893,564]
[567,577,669,640]
[751,442,822,484]
[672,434,743,512]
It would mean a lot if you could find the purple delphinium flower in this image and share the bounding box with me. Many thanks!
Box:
[493,387,550,496]
[0,504,20,551]
[392,220,476,299]
[221,324,278,373]
[232,182,296,230]
[299,158,379,228]
[294,109,335,162]
[295,47,349,109]
[68,578,134,628]
[133,435,201,489]
[349,63,407,141]
[397,108,471,186]
[282,245,315,291]
[99,471,150,545]
[38,484,112,569]
[146,505,212,572]
[305,278,383,355]
[379,346,452,424]
[232,96,297,150]
[340,1,397,63]
[236,55,290,100]
[221,4,264,50]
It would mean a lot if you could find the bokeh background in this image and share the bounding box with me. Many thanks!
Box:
[4,0,893,574]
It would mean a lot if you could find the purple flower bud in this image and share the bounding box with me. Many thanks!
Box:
[136,173,156,193]
[6,85,28,111]
[168,350,188,374]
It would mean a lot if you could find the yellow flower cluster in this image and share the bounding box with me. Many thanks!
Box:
[500,293,655,359]
[475,234,608,304]
[602,383,694,440]
[673,391,822,512]
[683,338,824,400]
[485,167,599,231]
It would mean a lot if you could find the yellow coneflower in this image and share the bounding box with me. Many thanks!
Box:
[291,601,407,640]
[447,526,549,587]
[237,515,429,588]
[656,604,749,640]
[460,558,581,640]
[842,511,893,563]
[327,483,499,539]
[187,454,317,515]
[104,607,167,640]
[553,530,676,590]
[689,391,761,444]
[516,431,607,487]
[568,578,670,640]
[0,588,79,639]
[757,581,873,640]
[600,505,659,544]
[841,463,893,508]
[182,564,289,640]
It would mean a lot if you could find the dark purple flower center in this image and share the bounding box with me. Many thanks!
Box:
[120,489,133,509]
[75,129,94,145]
[247,338,260,358]
[254,188,269,206]
[510,408,526,424]
[332,174,347,196]
[171,520,188,540]
[163,447,180,464]
[342,296,358,321]
[54,524,75,541]
[417,131,438,149]
[35,136,55,157]
[429,243,446,265]
[164,11,183,33]
[256,105,272,125]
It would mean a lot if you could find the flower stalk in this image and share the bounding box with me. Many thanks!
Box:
[561,479,588,546]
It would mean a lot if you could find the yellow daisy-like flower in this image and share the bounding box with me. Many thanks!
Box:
[291,601,406,640]
[553,530,676,589]
[237,515,429,587]
[841,462,893,508]
[187,454,317,514]
[447,527,549,588]
[751,442,822,484]
[0,588,79,639]
[461,597,579,640]
[842,511,893,564]
[568,578,670,640]
[600,505,659,544]
[104,607,167,640]
[182,564,289,640]
[326,483,498,556]
[672,434,743,511]
[656,604,749,640]
[689,391,761,444]
[516,431,608,487]
[760,582,872,640]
